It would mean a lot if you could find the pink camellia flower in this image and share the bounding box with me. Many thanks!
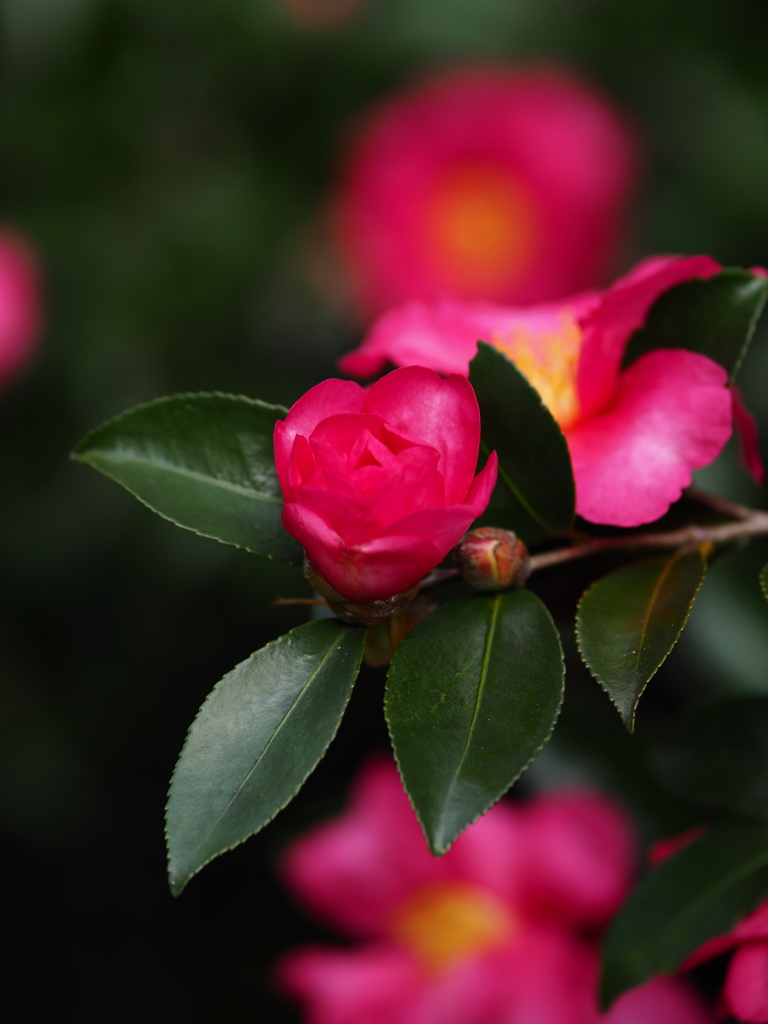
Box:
[0,230,40,389]
[276,758,715,1024]
[274,365,497,602]
[330,65,641,319]
[340,255,735,528]
[651,833,768,1023]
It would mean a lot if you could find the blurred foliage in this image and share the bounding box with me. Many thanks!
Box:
[3,0,768,1019]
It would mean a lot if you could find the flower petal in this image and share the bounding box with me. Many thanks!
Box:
[339,299,498,379]
[275,378,366,474]
[722,940,768,1023]
[281,758,450,937]
[0,231,40,386]
[567,349,732,526]
[732,386,765,485]
[276,944,422,1024]
[577,255,722,420]
[363,366,483,501]
[604,976,716,1024]
[514,790,636,929]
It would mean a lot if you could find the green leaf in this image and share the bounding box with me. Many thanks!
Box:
[166,618,365,894]
[651,696,768,822]
[469,342,575,544]
[72,393,302,564]
[623,269,768,381]
[386,590,564,855]
[761,563,768,603]
[600,821,768,1009]
[576,550,707,732]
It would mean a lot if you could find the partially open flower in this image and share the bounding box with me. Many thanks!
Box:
[274,366,497,602]
[341,255,735,528]
[329,65,641,318]
[455,527,531,591]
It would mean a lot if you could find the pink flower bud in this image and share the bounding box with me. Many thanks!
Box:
[454,526,531,591]
[274,366,498,603]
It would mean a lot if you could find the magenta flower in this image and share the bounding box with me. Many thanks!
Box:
[329,65,640,319]
[274,365,497,601]
[340,255,735,528]
[276,758,715,1024]
[0,230,40,389]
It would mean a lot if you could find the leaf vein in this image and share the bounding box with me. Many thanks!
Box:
[192,630,344,852]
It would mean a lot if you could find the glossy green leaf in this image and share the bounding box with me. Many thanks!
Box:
[73,393,302,564]
[469,342,575,543]
[651,696,768,821]
[576,550,707,732]
[623,269,768,381]
[600,821,768,1009]
[166,619,365,894]
[386,590,564,855]
[761,563,768,603]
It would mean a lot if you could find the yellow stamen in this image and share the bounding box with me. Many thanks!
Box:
[426,164,538,294]
[494,312,582,429]
[390,881,516,974]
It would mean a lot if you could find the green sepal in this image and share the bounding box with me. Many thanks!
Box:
[600,821,768,1009]
[385,590,564,855]
[623,268,768,381]
[469,342,575,544]
[72,392,302,564]
[761,563,768,603]
[651,696,768,822]
[165,619,365,894]
[576,549,707,732]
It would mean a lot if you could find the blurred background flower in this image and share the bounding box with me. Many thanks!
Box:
[277,758,714,1024]
[326,64,641,319]
[0,229,41,389]
[3,0,768,1020]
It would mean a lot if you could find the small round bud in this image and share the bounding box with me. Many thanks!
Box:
[454,527,531,591]
[304,558,419,626]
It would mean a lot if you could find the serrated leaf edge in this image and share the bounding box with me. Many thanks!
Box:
[729,270,768,381]
[71,391,302,564]
[575,550,707,733]
[385,592,565,856]
[600,823,768,1008]
[164,621,364,895]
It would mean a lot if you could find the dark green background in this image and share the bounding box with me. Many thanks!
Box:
[3,0,768,1019]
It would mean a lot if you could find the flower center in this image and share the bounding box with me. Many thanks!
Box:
[493,312,582,429]
[426,164,538,296]
[390,881,516,974]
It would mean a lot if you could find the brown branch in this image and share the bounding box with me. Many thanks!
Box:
[417,490,768,592]
[528,509,768,574]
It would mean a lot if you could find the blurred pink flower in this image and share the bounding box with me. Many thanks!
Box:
[276,758,715,1024]
[0,230,40,389]
[274,366,497,601]
[341,255,735,528]
[330,65,641,319]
